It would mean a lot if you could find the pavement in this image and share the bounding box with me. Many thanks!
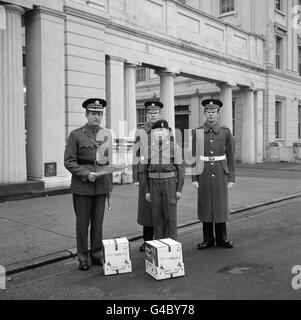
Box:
[1,197,301,300]
[0,163,301,275]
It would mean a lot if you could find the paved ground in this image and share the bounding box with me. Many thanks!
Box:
[0,164,300,270]
[1,198,301,300]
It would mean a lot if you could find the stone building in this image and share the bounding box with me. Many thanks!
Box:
[0,0,301,190]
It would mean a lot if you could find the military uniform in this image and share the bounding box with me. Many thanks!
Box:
[192,99,235,248]
[132,101,164,247]
[142,120,185,241]
[133,122,153,230]
[64,99,113,268]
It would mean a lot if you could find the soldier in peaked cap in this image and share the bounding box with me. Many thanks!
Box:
[192,99,235,250]
[64,98,113,271]
[132,100,164,251]
[141,119,185,241]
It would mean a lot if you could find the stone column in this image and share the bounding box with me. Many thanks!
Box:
[106,56,125,137]
[25,7,66,188]
[241,87,256,163]
[219,83,234,132]
[124,63,137,137]
[159,71,176,129]
[190,95,201,129]
[0,4,26,183]
[254,90,264,162]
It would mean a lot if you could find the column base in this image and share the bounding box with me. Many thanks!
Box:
[28,175,71,189]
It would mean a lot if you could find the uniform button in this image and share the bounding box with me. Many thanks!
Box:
[210,151,214,154]
[212,174,215,177]
[210,140,213,143]
[211,163,214,166]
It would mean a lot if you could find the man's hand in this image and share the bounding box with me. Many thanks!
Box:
[192,181,199,189]
[176,192,182,201]
[88,172,97,182]
[134,182,139,187]
[228,182,234,189]
[145,193,151,202]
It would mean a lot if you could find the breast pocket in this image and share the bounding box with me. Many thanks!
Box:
[79,142,95,158]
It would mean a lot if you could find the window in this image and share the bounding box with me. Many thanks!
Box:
[299,105,301,139]
[232,101,236,137]
[299,46,301,76]
[275,101,282,139]
[137,108,147,127]
[275,0,283,11]
[136,67,147,83]
[275,36,283,70]
[220,0,235,15]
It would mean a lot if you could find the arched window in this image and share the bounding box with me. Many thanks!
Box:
[0,6,6,30]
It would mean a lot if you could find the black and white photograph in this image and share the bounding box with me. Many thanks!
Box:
[0,0,301,306]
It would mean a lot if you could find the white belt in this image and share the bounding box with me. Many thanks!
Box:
[200,155,226,162]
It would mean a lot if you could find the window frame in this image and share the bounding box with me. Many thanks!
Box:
[275,101,282,139]
[219,0,235,16]
[275,36,283,70]
[298,46,301,76]
[298,102,301,140]
[232,100,236,137]
[136,107,147,128]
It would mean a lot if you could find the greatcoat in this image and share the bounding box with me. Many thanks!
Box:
[192,122,235,223]
[132,122,153,227]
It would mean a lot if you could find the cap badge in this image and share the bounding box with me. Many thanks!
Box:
[95,100,100,106]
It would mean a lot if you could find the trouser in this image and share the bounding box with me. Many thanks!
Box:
[203,222,227,244]
[149,178,177,240]
[143,226,154,242]
[73,194,106,262]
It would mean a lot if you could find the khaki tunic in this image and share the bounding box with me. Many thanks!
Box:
[64,123,113,195]
[142,141,185,240]
[192,122,235,223]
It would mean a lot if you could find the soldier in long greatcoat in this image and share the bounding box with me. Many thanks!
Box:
[192,99,235,250]
[132,101,163,251]
[64,98,113,271]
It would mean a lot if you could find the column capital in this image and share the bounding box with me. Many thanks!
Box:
[107,56,126,63]
[3,4,25,16]
[155,69,176,77]
[217,82,235,89]
[240,85,256,92]
[124,63,137,69]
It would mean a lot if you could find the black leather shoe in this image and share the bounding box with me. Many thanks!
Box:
[139,243,145,252]
[79,261,89,271]
[197,241,215,250]
[216,241,234,249]
[91,258,103,266]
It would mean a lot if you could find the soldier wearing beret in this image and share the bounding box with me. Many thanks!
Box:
[132,101,163,251]
[192,99,235,250]
[142,119,185,241]
[64,98,113,271]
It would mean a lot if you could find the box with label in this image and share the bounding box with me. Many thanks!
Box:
[102,238,132,276]
[145,238,185,280]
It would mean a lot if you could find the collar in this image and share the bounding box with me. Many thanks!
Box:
[203,121,220,133]
[84,123,100,133]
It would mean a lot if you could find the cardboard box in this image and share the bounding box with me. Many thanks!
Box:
[102,238,132,276]
[145,238,185,280]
